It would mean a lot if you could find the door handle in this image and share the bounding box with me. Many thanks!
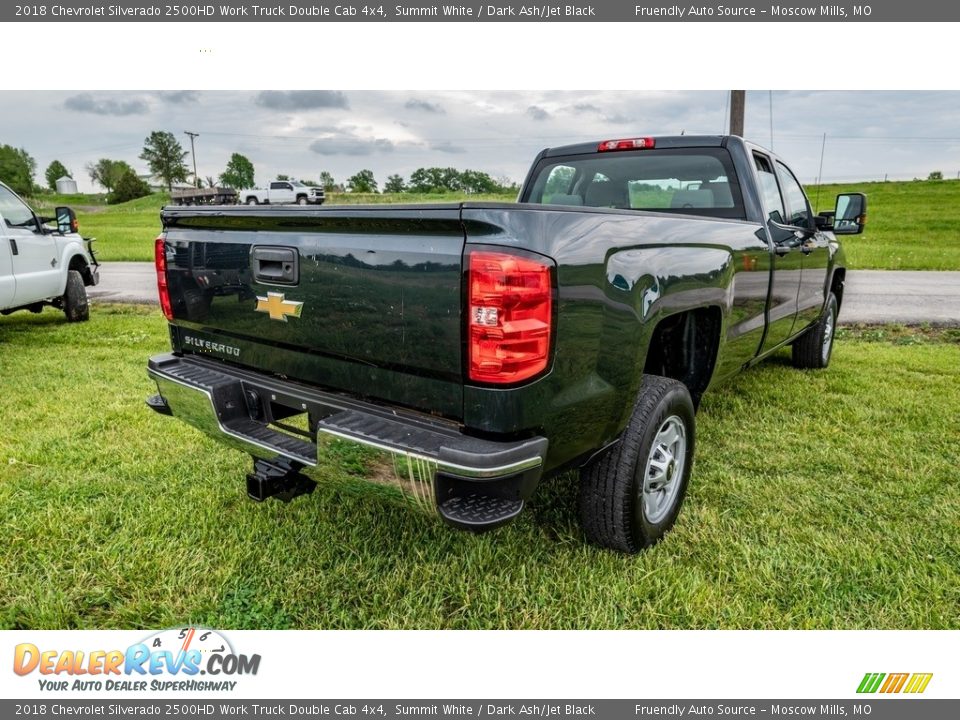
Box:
[9,238,18,256]
[251,246,298,285]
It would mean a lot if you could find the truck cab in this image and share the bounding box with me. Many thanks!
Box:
[0,181,98,321]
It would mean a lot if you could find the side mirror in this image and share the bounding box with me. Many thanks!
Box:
[832,192,867,235]
[56,206,78,235]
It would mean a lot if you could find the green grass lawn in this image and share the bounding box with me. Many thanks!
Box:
[26,179,960,269]
[1,305,958,629]
[810,180,960,270]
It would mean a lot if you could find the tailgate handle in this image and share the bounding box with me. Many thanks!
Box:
[252,246,298,285]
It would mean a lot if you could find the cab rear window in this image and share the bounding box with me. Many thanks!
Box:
[524,148,746,220]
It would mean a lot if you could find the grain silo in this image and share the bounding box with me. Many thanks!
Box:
[55,176,78,194]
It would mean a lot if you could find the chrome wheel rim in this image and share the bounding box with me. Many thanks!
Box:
[641,415,686,524]
[822,306,835,363]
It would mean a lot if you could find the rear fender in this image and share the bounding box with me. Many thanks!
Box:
[599,245,733,433]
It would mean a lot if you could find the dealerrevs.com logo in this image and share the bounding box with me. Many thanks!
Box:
[13,627,260,693]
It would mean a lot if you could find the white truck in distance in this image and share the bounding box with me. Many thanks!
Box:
[238,180,325,206]
[0,181,99,322]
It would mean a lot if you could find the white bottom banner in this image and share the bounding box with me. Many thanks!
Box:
[3,630,955,699]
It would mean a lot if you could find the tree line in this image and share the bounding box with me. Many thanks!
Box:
[0,131,518,205]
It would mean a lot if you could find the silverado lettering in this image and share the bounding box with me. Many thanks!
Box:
[182,336,241,357]
[146,135,866,553]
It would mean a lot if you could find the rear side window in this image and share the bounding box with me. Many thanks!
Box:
[753,153,785,225]
[776,161,811,227]
[524,148,746,220]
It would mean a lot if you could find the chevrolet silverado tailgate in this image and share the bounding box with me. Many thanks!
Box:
[159,205,465,418]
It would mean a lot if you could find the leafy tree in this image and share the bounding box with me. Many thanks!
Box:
[276,174,291,181]
[0,145,37,196]
[86,158,134,192]
[347,169,378,193]
[108,169,152,204]
[928,170,943,181]
[319,171,337,191]
[139,131,189,192]
[494,175,520,195]
[408,167,442,193]
[219,153,256,189]
[383,174,407,193]
[460,169,500,194]
[409,167,475,194]
[44,160,71,191]
[205,176,217,188]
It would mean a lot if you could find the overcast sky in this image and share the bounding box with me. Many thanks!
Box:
[3,90,959,192]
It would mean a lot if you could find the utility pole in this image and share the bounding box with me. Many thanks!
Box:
[729,90,745,136]
[184,131,199,187]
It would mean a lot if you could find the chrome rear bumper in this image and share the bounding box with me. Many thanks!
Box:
[147,353,548,529]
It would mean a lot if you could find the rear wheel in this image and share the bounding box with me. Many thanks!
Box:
[63,269,89,322]
[246,196,258,205]
[792,292,838,369]
[579,375,695,553]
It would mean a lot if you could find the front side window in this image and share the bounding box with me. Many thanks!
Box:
[776,161,811,227]
[0,185,37,230]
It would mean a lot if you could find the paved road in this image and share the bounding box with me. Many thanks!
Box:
[842,271,960,324]
[89,262,159,304]
[89,263,960,325]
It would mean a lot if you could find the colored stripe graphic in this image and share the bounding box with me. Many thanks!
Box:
[880,673,909,693]
[904,673,934,694]
[857,672,932,694]
[857,673,885,693]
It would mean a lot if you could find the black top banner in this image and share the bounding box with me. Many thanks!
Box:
[5,0,957,22]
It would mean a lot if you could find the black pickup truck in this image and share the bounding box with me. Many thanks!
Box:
[147,135,866,553]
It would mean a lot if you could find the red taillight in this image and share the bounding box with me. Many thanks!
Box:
[597,137,655,152]
[468,251,553,384]
[155,236,173,321]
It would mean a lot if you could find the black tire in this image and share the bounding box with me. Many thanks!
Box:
[63,269,89,322]
[246,196,258,205]
[296,195,308,205]
[579,375,695,553]
[792,292,838,369]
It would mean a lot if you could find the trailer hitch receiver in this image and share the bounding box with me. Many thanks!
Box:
[246,457,316,503]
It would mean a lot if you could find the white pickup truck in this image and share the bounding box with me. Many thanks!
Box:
[0,181,99,322]
[238,180,325,206]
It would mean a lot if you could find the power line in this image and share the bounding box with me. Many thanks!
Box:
[769,90,774,150]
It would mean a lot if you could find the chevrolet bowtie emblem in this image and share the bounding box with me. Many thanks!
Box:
[255,292,304,322]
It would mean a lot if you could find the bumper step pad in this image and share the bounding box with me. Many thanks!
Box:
[438,494,524,531]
